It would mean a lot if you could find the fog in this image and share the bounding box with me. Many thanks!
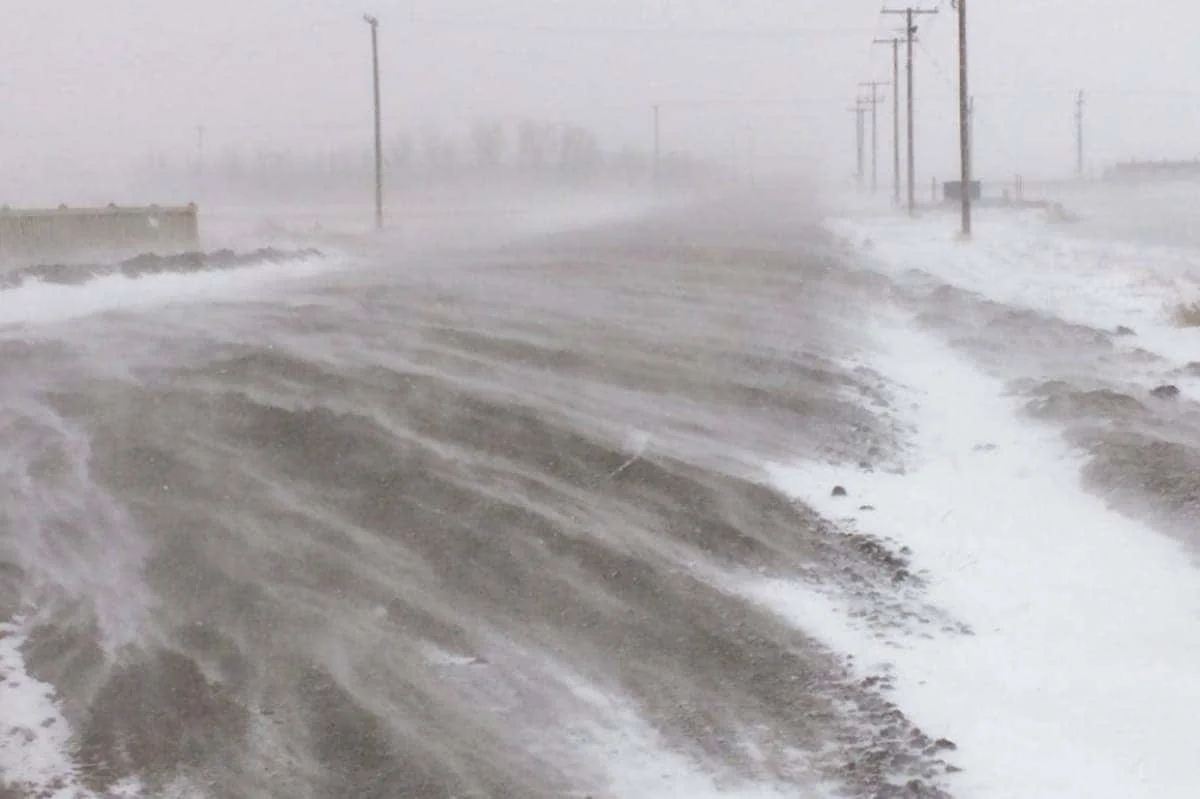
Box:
[11,4,1200,798]
[1,1,1199,206]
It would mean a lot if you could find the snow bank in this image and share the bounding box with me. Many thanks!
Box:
[828,211,1200,375]
[747,312,1200,799]
[0,253,338,329]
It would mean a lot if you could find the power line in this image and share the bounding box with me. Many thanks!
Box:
[859,2,893,85]
[916,39,955,91]
[406,18,876,40]
[937,87,1200,99]
[646,97,847,110]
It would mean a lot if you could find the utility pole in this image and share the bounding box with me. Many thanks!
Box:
[848,99,867,190]
[874,37,903,204]
[1075,90,1085,180]
[969,96,975,177]
[954,0,971,237]
[364,14,383,230]
[883,6,938,214]
[859,81,889,194]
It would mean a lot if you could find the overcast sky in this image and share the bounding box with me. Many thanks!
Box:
[1,0,1199,195]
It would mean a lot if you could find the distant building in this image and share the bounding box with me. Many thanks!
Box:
[942,180,982,202]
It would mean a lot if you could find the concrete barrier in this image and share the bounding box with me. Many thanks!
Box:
[0,204,200,261]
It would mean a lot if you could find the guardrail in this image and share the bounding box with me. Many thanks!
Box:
[0,203,200,260]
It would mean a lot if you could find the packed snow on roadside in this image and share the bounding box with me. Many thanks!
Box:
[827,210,1200,378]
[737,309,1200,799]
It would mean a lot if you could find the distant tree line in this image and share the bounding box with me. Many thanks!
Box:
[141,118,719,195]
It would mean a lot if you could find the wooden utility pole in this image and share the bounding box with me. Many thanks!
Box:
[874,37,903,204]
[1075,90,1085,180]
[858,81,889,195]
[969,96,975,176]
[364,14,383,230]
[883,6,938,214]
[848,99,867,190]
[955,0,971,237]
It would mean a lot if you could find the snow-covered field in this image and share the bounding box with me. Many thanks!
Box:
[743,193,1200,798]
[194,188,675,255]
[829,203,1200,379]
[755,315,1200,799]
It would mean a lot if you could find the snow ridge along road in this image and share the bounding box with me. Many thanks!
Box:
[754,303,1200,799]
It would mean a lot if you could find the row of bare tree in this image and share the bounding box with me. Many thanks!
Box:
[139,118,720,193]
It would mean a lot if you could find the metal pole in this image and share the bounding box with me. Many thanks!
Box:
[957,0,971,237]
[365,14,383,230]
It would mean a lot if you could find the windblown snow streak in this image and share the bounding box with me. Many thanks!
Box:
[0,199,959,798]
